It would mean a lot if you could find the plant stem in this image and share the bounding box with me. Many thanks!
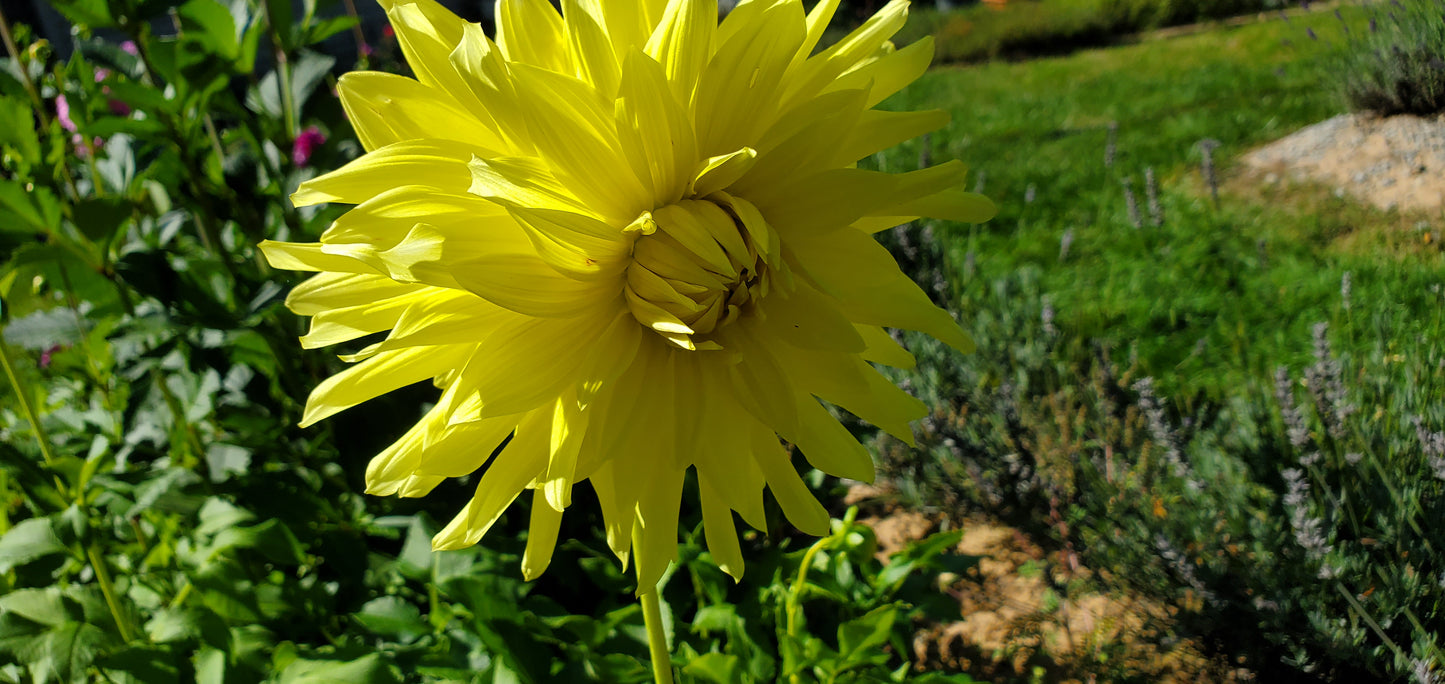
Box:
[787,536,832,638]
[639,587,673,684]
[87,546,135,643]
[633,528,673,684]
[0,332,69,499]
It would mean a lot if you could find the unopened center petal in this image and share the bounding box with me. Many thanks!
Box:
[624,196,775,350]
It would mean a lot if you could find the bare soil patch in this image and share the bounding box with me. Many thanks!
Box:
[1241,113,1445,214]
[848,488,1251,683]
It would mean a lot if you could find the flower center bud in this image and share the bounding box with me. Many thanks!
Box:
[624,194,778,351]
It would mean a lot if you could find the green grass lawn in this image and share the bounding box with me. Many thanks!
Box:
[865,7,1445,679]
[883,6,1445,403]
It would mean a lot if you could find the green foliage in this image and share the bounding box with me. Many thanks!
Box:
[871,7,1445,681]
[0,1,979,682]
[1327,0,1445,116]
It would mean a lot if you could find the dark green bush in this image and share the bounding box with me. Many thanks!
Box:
[1334,0,1445,116]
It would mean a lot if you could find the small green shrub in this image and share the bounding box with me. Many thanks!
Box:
[1333,0,1445,116]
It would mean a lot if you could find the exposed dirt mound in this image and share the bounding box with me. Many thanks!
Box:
[850,488,1252,683]
[1241,113,1445,214]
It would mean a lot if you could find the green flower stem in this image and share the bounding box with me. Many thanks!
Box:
[86,546,134,643]
[639,587,673,684]
[0,333,67,499]
[786,536,832,639]
[633,528,673,684]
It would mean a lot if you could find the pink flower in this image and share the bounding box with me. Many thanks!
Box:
[39,345,62,369]
[55,94,77,133]
[120,40,138,55]
[292,126,326,166]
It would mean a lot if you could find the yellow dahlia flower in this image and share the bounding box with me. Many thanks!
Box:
[260,0,993,591]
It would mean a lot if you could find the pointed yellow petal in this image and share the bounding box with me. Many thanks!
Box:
[522,493,564,580]
[292,140,478,207]
[791,227,975,354]
[700,480,744,581]
[496,0,568,71]
[856,325,916,369]
[689,147,756,198]
[617,50,700,206]
[644,0,716,103]
[694,1,804,156]
[750,431,830,536]
[285,273,424,316]
[633,465,684,592]
[562,0,620,93]
[450,253,620,318]
[337,72,504,153]
[300,343,475,427]
[433,409,550,550]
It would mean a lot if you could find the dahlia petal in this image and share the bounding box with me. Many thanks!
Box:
[694,1,804,156]
[540,393,586,510]
[509,65,646,220]
[588,463,634,563]
[365,409,431,495]
[749,162,970,236]
[496,0,568,72]
[450,252,619,318]
[791,228,975,354]
[320,185,505,246]
[633,465,685,592]
[749,430,830,536]
[790,395,876,481]
[562,0,620,93]
[382,0,499,126]
[300,343,475,427]
[576,311,646,405]
[831,36,935,108]
[522,493,564,580]
[285,273,424,316]
[798,0,843,64]
[259,240,379,274]
[755,280,865,353]
[689,147,757,199]
[643,0,715,102]
[341,295,507,359]
[292,140,477,207]
[830,108,950,168]
[414,416,516,477]
[337,72,504,153]
[856,324,916,369]
[432,413,547,550]
[852,187,997,233]
[467,155,594,217]
[507,206,630,280]
[450,23,532,152]
[775,344,926,445]
[299,292,432,349]
[700,480,744,581]
[738,88,867,191]
[470,314,615,417]
[617,50,699,206]
[784,0,908,106]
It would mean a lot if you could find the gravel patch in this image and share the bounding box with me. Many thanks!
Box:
[1241,113,1445,213]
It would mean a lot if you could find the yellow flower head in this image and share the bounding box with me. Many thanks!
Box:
[261,0,993,590]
